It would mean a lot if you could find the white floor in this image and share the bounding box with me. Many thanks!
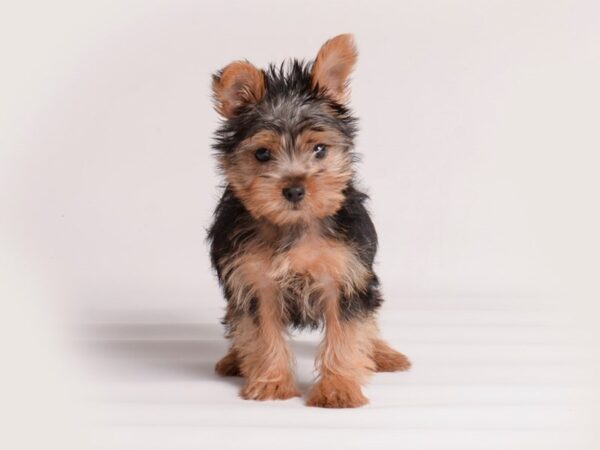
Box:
[74,298,600,450]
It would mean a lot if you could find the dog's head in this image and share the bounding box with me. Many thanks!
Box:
[212,34,359,226]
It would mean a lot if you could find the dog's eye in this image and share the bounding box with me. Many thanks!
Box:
[313,143,327,159]
[254,148,271,162]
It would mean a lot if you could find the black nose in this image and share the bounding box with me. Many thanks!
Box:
[282,185,305,203]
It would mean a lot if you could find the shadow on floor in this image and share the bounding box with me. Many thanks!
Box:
[77,319,241,386]
[75,314,319,388]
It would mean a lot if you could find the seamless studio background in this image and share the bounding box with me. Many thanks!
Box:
[1,1,599,449]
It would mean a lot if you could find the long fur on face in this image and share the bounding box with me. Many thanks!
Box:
[213,61,358,225]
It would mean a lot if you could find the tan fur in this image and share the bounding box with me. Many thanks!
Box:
[220,223,370,319]
[216,219,381,407]
[222,128,353,226]
[305,373,367,408]
[277,226,370,297]
[372,339,412,372]
[212,61,265,118]
[215,347,242,376]
[232,305,300,400]
[311,34,358,104]
[220,244,275,314]
[212,34,411,408]
[215,208,410,407]
[307,301,377,408]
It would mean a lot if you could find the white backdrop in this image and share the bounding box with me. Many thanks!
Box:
[3,1,599,311]
[1,1,599,449]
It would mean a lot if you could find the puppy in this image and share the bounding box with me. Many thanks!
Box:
[208,34,410,408]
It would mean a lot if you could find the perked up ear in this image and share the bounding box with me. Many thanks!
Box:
[212,61,265,118]
[311,34,358,104]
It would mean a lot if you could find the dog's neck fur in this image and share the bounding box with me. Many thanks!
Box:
[253,213,333,254]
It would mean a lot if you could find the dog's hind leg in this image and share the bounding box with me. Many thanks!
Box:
[215,346,242,377]
[371,337,411,372]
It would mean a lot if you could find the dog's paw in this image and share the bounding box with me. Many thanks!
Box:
[215,351,242,377]
[373,340,411,372]
[306,377,368,408]
[240,379,301,401]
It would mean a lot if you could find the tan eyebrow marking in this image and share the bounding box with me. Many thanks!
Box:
[296,128,348,149]
[236,130,284,156]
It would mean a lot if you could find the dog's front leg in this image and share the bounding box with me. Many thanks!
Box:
[233,284,300,401]
[307,283,376,408]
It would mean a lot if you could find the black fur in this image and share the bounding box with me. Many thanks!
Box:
[328,186,383,321]
[208,184,382,330]
[207,59,383,330]
[213,60,358,157]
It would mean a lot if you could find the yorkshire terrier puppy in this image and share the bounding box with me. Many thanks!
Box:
[208,34,410,408]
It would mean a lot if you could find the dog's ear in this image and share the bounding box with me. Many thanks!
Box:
[212,61,265,118]
[312,34,358,104]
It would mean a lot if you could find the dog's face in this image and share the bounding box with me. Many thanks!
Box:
[212,35,359,225]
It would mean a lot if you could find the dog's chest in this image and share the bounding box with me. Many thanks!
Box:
[267,233,349,326]
[271,233,350,283]
[222,226,369,327]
